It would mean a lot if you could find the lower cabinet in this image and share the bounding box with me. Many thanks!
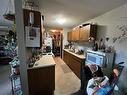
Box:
[63,50,69,66]
[27,66,55,95]
[63,50,85,79]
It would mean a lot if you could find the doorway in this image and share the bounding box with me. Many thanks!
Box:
[50,29,63,58]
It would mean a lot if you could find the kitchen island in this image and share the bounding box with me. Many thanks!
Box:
[27,55,56,95]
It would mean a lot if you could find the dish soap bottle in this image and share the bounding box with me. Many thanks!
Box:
[93,41,98,51]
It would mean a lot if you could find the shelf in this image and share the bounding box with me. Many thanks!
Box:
[9,58,22,95]
[10,73,21,95]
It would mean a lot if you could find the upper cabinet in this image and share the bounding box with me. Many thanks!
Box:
[23,9,41,27]
[23,9,42,48]
[79,24,97,41]
[73,28,80,41]
[67,31,72,41]
[67,28,80,42]
[67,24,97,42]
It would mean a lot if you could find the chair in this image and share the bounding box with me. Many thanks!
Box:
[80,64,104,92]
[107,62,124,95]
[86,62,124,95]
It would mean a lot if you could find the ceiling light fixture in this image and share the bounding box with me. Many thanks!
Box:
[50,29,56,32]
[56,18,66,25]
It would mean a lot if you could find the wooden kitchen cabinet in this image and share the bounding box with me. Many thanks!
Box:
[27,66,55,95]
[67,31,72,41]
[23,9,41,27]
[63,50,69,65]
[67,29,79,42]
[23,9,42,48]
[67,24,97,42]
[72,28,80,41]
[70,55,84,78]
[79,24,97,41]
[63,50,85,79]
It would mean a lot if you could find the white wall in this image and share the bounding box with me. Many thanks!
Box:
[84,3,127,94]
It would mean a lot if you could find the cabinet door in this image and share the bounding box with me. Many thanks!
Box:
[63,50,84,79]
[63,51,68,64]
[89,25,97,40]
[79,25,90,41]
[23,9,41,27]
[71,31,75,41]
[73,28,80,41]
[67,31,72,41]
[63,50,71,66]
[67,29,79,42]
[71,55,82,78]
[28,66,55,95]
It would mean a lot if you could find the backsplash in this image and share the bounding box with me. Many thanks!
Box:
[72,42,94,53]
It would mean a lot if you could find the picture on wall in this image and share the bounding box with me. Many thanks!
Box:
[25,26,40,47]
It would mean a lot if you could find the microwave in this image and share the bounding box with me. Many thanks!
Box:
[85,50,114,68]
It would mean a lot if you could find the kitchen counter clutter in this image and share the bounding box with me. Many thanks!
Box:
[28,51,55,68]
[63,49,85,59]
[28,55,56,69]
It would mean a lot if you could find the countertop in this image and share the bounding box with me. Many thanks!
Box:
[63,49,85,59]
[28,55,56,69]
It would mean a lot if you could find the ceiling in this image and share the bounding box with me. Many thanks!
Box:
[0,0,127,29]
[36,0,127,29]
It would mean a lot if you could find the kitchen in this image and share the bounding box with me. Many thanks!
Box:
[0,0,127,95]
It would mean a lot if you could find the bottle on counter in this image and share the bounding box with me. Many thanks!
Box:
[93,41,98,51]
[98,38,105,51]
[98,38,103,50]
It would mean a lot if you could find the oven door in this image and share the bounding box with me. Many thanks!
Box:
[86,53,105,67]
